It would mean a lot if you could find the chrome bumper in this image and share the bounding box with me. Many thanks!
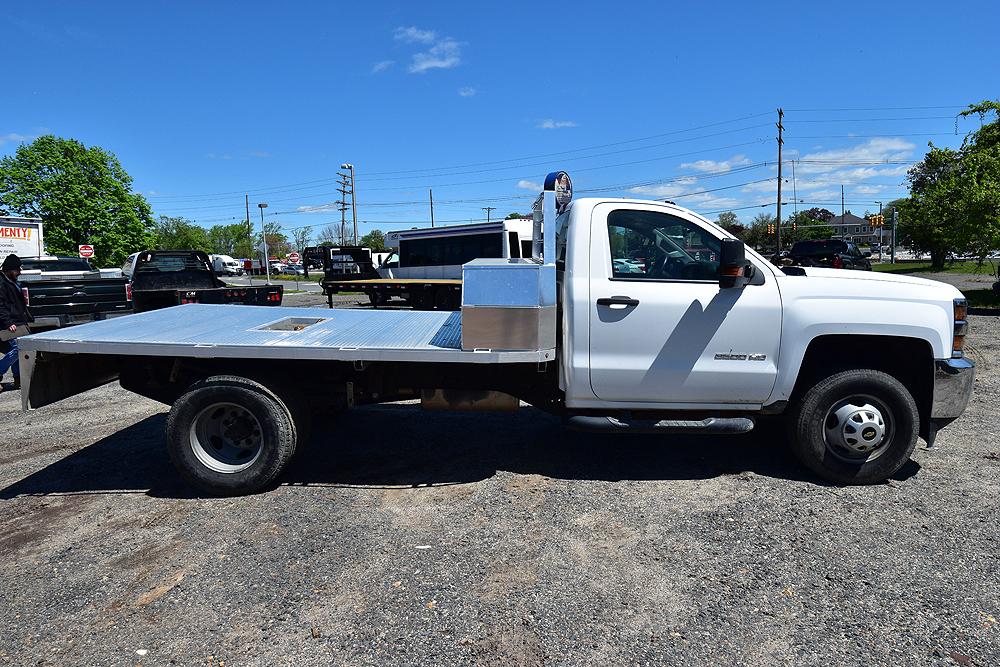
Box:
[931,357,975,419]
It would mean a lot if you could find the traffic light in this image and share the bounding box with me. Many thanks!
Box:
[792,222,797,231]
[869,214,885,226]
[767,223,775,235]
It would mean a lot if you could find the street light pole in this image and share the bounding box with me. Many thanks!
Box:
[258,202,271,285]
[341,163,358,245]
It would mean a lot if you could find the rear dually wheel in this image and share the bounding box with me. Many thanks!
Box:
[166,375,297,495]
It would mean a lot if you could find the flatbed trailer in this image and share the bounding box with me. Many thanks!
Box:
[323,277,461,309]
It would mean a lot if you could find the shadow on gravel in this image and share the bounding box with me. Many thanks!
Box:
[0,405,920,499]
[0,414,197,500]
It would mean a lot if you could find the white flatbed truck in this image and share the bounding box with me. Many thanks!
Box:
[18,172,975,495]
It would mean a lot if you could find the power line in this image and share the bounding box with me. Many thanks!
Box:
[785,115,957,123]
[147,124,771,205]
[154,138,771,216]
[145,111,773,201]
[783,105,968,112]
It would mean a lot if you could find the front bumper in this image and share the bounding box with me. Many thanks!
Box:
[931,357,975,419]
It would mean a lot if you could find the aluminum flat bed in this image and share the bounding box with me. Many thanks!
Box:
[18,303,556,364]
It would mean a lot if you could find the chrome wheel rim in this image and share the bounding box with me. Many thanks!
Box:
[823,394,893,463]
[189,402,263,473]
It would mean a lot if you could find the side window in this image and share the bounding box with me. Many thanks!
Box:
[607,209,720,281]
[507,231,520,258]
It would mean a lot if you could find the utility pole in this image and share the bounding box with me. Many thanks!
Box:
[245,194,253,285]
[429,189,435,227]
[891,208,898,264]
[336,170,351,245]
[876,201,883,262]
[482,206,496,224]
[841,185,846,240]
[341,163,358,244]
[791,159,798,216]
[258,202,270,285]
[775,108,784,253]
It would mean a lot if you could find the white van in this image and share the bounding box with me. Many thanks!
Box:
[210,254,244,276]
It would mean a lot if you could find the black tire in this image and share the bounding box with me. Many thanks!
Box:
[166,375,296,495]
[787,369,919,484]
[368,291,385,308]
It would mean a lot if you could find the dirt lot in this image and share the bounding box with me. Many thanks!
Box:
[1,300,998,665]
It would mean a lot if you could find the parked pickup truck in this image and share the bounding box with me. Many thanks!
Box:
[17,172,974,495]
[19,256,132,330]
[128,250,283,313]
[779,239,872,271]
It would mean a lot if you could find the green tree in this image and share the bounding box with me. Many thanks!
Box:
[258,222,290,258]
[715,211,746,239]
[207,223,249,255]
[0,135,156,266]
[360,229,386,250]
[785,211,834,243]
[155,215,211,251]
[902,100,1000,267]
[744,212,775,250]
[505,212,530,219]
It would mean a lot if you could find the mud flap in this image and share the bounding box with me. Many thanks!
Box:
[21,350,120,410]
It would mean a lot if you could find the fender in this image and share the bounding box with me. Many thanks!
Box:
[767,275,957,405]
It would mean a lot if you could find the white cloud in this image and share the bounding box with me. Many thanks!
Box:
[687,196,742,211]
[808,189,841,200]
[247,150,270,158]
[390,27,464,74]
[0,132,31,146]
[517,180,543,191]
[394,26,437,44]
[410,38,462,73]
[372,60,394,73]
[741,179,778,194]
[297,203,338,214]
[537,119,578,129]
[458,87,476,97]
[629,177,698,198]
[795,138,914,175]
[679,154,751,173]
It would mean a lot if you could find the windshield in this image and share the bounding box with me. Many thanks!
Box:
[20,258,94,271]
[136,253,211,273]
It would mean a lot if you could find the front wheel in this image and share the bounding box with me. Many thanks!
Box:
[787,369,919,484]
[166,376,297,495]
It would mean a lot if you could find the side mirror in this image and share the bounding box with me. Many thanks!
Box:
[719,238,752,288]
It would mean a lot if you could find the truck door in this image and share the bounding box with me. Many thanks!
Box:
[588,203,781,405]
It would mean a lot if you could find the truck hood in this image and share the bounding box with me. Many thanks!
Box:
[793,266,964,296]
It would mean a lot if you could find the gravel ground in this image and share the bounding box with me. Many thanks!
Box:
[0,302,997,665]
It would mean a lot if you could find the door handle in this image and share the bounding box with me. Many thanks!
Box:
[596,295,639,307]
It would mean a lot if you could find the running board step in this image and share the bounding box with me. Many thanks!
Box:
[565,415,755,435]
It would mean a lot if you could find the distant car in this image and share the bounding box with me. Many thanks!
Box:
[612,258,644,274]
[283,264,305,276]
[784,240,871,271]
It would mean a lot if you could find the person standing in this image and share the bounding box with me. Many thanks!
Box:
[0,254,33,392]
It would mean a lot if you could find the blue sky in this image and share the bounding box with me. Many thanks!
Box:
[3,0,998,241]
